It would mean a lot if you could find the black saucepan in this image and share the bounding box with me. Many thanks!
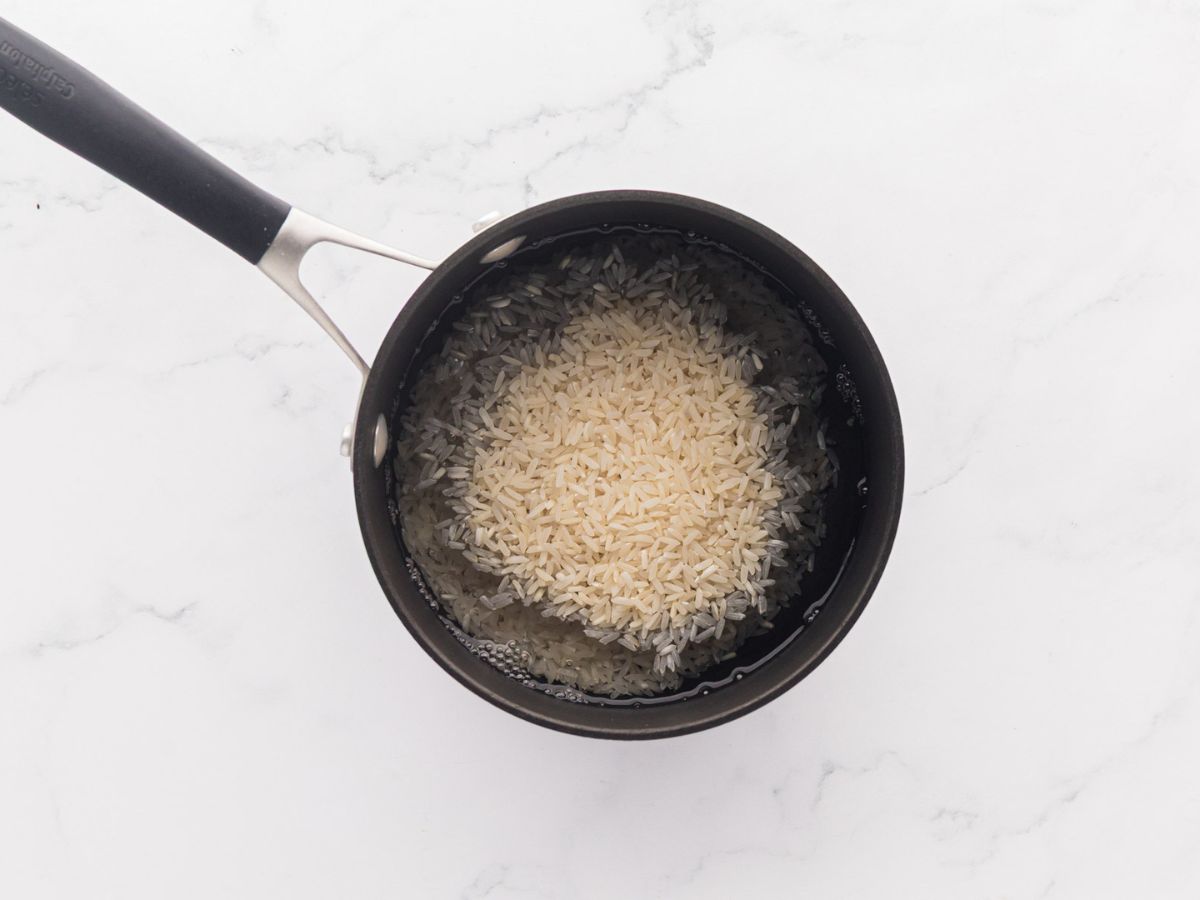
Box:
[1,17,903,738]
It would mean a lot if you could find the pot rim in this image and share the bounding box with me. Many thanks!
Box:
[353,190,904,739]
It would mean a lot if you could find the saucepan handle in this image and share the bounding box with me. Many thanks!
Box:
[0,16,291,263]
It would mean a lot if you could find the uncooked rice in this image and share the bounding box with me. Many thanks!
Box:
[395,232,835,697]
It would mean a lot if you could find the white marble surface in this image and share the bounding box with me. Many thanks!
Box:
[2,1,1199,896]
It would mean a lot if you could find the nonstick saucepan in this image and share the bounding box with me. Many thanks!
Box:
[0,17,903,739]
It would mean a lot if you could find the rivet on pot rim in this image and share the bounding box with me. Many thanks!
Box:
[480,235,526,264]
[471,210,503,233]
[373,414,388,468]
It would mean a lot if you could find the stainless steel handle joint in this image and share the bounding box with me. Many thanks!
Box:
[257,209,439,464]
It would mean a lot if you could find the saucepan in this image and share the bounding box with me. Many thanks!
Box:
[0,17,903,738]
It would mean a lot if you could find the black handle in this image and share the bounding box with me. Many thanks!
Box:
[0,18,290,264]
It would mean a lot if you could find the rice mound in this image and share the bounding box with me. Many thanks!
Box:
[461,295,785,657]
[395,234,834,697]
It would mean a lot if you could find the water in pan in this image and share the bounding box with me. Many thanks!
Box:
[389,225,868,705]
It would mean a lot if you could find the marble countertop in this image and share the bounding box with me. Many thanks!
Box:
[3,1,1198,897]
